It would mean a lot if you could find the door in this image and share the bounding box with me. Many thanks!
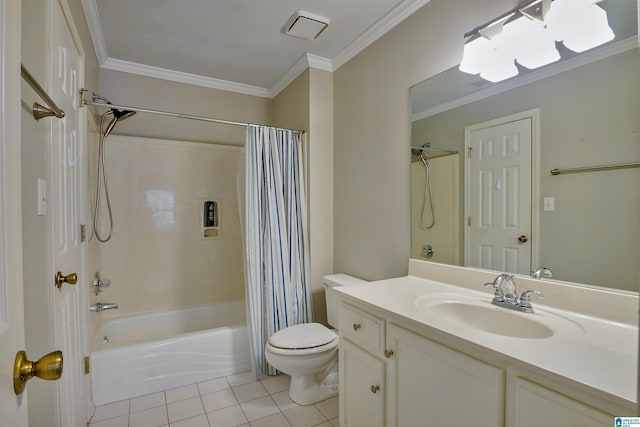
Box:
[386,324,504,427]
[0,0,28,425]
[339,339,385,427]
[465,111,537,274]
[50,0,88,425]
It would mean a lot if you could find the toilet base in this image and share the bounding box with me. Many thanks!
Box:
[288,360,338,405]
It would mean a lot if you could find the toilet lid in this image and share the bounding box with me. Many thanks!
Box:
[268,323,337,350]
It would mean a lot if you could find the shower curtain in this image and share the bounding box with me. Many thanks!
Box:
[240,125,312,377]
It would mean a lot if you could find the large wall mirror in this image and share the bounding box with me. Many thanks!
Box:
[410,0,639,291]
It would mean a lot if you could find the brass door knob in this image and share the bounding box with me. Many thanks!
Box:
[55,271,77,289]
[14,350,63,395]
[517,235,528,244]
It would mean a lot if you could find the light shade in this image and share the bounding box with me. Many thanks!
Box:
[459,34,493,75]
[502,15,560,69]
[546,0,614,52]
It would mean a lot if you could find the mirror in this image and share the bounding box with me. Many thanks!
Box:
[410,0,639,291]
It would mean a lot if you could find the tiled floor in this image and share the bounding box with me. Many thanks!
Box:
[89,371,339,427]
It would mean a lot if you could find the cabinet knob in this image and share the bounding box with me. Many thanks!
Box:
[352,323,362,331]
[384,349,394,358]
[370,385,380,394]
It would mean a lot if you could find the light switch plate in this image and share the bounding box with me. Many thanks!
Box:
[37,177,47,216]
[543,196,555,212]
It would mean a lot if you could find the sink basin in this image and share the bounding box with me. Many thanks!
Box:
[426,300,554,339]
[412,292,585,339]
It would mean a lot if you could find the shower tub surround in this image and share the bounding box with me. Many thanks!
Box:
[91,300,250,405]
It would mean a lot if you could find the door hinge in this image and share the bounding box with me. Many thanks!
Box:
[80,224,86,242]
[468,147,473,158]
[84,356,90,374]
[467,216,471,226]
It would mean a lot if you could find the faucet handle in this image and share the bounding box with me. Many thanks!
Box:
[484,282,505,303]
[519,290,543,312]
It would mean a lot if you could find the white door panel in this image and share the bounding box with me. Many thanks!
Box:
[466,115,533,274]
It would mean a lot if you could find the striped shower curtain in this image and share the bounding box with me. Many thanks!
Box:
[240,125,312,377]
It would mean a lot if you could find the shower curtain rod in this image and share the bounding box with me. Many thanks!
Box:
[80,90,305,134]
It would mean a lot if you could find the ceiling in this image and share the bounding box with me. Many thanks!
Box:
[84,0,428,98]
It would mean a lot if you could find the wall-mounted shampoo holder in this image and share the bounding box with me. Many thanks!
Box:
[200,199,222,239]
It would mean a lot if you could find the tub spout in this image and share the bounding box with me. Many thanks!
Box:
[89,303,118,312]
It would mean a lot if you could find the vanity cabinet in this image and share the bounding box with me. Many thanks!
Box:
[386,324,504,427]
[512,378,612,427]
[338,303,503,427]
[338,303,386,427]
[338,299,623,427]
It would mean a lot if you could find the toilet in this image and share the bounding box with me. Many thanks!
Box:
[264,274,367,405]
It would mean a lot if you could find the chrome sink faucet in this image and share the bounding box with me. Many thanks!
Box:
[532,266,552,279]
[484,273,543,313]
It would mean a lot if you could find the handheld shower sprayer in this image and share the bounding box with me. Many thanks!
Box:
[91,92,137,242]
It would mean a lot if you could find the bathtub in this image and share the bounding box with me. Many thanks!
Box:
[91,300,251,405]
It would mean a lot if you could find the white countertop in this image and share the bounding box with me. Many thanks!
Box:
[334,273,638,407]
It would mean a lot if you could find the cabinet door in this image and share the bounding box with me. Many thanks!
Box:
[339,339,385,427]
[387,324,504,427]
[513,378,612,427]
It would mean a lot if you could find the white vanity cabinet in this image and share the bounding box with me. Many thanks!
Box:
[338,303,387,427]
[338,302,503,427]
[338,298,626,427]
[386,324,504,426]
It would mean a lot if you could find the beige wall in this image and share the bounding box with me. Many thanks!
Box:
[21,0,99,424]
[411,50,640,291]
[333,0,518,281]
[99,69,274,145]
[91,136,245,319]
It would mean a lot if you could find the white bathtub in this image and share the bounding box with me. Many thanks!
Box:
[91,300,250,405]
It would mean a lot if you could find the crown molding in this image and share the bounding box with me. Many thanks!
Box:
[81,0,107,64]
[85,0,428,98]
[332,0,431,70]
[268,53,334,98]
[411,37,639,122]
[102,57,272,98]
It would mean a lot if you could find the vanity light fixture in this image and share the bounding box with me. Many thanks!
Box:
[459,0,614,82]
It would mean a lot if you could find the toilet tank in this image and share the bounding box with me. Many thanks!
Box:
[322,274,368,328]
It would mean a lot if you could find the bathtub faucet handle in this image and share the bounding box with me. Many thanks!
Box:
[92,272,110,295]
[89,303,118,312]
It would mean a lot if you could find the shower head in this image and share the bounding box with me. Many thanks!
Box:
[111,108,136,121]
[102,109,135,138]
[93,92,136,137]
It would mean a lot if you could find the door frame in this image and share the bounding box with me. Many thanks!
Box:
[463,109,540,273]
[0,0,28,424]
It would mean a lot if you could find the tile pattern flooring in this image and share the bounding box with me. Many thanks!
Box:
[88,371,339,427]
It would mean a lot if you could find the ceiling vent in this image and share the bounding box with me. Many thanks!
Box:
[284,10,329,41]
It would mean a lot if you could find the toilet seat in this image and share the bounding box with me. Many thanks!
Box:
[267,323,338,356]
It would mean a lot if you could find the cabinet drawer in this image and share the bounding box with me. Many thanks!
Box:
[340,303,385,353]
